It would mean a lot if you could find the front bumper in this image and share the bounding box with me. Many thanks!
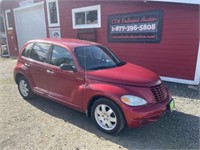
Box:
[122,97,172,128]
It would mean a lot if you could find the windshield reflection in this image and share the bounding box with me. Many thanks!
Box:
[74,45,125,70]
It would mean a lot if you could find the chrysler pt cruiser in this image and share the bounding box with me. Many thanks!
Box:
[14,39,174,134]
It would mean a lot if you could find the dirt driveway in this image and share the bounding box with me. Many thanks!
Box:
[0,58,199,150]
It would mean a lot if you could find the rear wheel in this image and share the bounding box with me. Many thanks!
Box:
[91,98,126,134]
[17,76,34,99]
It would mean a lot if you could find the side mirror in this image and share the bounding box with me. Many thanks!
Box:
[60,63,77,72]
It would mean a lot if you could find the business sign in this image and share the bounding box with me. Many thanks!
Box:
[108,10,163,43]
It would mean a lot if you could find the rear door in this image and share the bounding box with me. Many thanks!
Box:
[46,45,84,109]
[28,42,51,95]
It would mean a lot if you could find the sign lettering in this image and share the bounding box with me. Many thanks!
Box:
[108,10,163,43]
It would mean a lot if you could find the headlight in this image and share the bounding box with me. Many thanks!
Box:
[121,95,147,106]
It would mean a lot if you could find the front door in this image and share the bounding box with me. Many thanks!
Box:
[46,45,84,109]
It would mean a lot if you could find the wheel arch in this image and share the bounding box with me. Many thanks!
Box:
[15,72,34,90]
[85,83,128,119]
[86,94,126,121]
[15,72,25,83]
[88,95,127,134]
[86,95,104,117]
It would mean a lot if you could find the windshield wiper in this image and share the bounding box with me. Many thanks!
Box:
[117,61,126,66]
[88,65,116,70]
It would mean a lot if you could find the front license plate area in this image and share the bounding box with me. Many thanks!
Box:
[168,99,175,112]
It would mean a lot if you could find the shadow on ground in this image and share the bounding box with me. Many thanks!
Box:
[26,96,199,149]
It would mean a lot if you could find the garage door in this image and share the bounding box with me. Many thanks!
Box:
[14,2,46,50]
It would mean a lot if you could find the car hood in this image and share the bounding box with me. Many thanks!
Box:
[86,63,161,87]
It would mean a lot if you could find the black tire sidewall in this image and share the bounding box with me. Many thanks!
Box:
[91,98,125,134]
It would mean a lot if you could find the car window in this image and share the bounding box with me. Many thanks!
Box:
[30,43,51,62]
[22,43,34,57]
[50,45,74,67]
[74,45,124,70]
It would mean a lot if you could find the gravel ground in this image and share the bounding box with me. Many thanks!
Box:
[0,57,199,150]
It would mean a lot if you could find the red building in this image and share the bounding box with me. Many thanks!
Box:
[0,0,199,85]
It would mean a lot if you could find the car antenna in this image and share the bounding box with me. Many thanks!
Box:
[84,47,87,83]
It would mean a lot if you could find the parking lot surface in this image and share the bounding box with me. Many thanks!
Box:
[0,58,199,150]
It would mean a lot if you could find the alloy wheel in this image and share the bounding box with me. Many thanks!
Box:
[19,79,29,97]
[94,104,117,131]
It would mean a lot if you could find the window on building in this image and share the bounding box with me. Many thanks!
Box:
[5,9,13,30]
[46,0,60,27]
[50,45,74,67]
[0,15,5,32]
[30,43,51,62]
[72,5,101,29]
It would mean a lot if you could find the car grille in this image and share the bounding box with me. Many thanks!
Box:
[150,83,167,103]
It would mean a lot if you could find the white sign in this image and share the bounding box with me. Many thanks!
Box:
[49,28,61,38]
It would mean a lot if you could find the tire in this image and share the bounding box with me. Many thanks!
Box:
[91,98,126,134]
[17,76,34,99]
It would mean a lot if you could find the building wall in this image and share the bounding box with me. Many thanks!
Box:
[1,0,20,57]
[58,1,199,81]
[1,0,199,83]
[1,0,46,57]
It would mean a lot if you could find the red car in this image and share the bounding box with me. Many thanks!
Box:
[14,38,174,134]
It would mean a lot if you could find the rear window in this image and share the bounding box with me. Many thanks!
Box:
[22,43,34,57]
[30,43,51,62]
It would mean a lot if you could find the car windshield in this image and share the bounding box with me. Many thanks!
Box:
[74,45,125,70]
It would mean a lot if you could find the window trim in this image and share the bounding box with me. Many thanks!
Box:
[46,0,60,27]
[5,9,13,30]
[72,5,101,29]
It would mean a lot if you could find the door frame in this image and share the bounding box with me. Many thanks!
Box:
[1,14,10,57]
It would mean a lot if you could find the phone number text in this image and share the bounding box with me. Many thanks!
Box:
[111,23,157,33]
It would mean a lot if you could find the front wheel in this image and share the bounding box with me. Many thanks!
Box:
[91,98,126,134]
[17,76,34,99]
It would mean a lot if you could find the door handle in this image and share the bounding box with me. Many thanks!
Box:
[24,63,30,67]
[47,69,54,74]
